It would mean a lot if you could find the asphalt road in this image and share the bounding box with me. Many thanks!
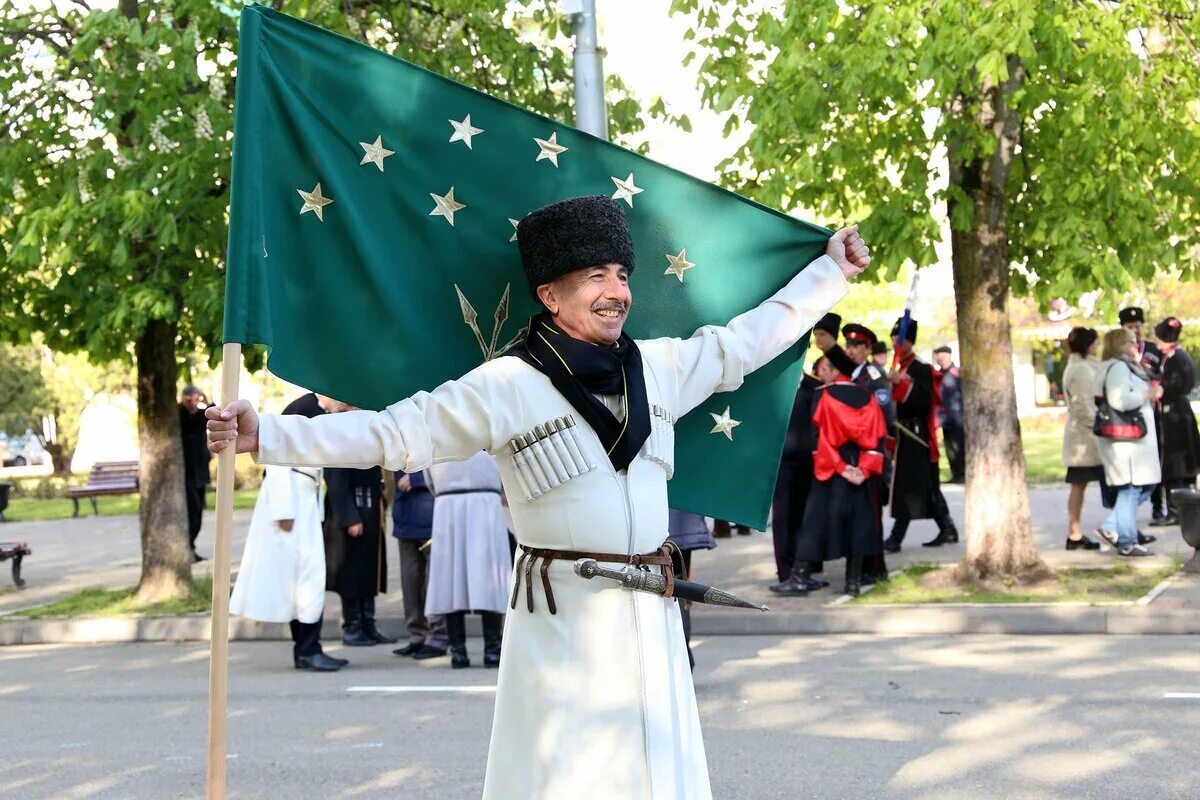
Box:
[3,634,1198,799]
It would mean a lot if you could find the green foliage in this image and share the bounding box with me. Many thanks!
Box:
[0,342,49,436]
[673,0,1200,308]
[0,0,653,369]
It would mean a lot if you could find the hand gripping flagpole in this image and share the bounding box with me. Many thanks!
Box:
[206,342,241,800]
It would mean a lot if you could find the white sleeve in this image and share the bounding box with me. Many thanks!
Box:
[651,255,848,418]
[256,361,505,472]
[262,466,296,522]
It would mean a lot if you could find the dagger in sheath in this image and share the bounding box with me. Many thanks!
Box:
[572,559,769,612]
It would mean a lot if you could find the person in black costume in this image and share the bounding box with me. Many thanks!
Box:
[324,459,396,647]
[179,386,212,562]
[1154,317,1200,522]
[883,318,958,552]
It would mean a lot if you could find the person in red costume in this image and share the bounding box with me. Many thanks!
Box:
[775,356,886,597]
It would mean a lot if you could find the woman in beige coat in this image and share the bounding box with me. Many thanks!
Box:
[1061,327,1103,550]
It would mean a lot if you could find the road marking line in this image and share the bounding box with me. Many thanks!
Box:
[1164,693,1200,699]
[347,686,497,694]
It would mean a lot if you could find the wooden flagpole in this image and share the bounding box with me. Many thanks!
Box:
[206,342,242,800]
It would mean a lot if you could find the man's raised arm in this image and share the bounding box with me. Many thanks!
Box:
[660,225,870,418]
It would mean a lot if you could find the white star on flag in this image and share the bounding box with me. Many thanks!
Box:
[297,182,332,222]
[448,114,484,149]
[429,187,465,226]
[358,135,394,171]
[610,172,643,207]
[508,218,520,243]
[664,248,695,283]
[534,132,567,167]
[709,406,741,440]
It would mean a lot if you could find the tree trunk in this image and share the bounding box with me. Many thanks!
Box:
[949,59,1050,582]
[132,318,193,602]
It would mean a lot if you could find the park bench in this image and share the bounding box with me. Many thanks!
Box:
[0,542,31,588]
[65,461,139,517]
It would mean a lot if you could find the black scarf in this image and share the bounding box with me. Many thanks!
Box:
[511,313,651,472]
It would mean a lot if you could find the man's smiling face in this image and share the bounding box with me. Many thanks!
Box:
[536,262,632,346]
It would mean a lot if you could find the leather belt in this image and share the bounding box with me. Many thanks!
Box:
[511,542,685,615]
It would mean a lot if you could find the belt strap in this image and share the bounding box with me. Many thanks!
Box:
[510,542,685,616]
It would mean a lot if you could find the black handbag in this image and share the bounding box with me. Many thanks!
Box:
[1093,363,1148,441]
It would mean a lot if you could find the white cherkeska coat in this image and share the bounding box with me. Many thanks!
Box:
[425,452,512,615]
[256,256,847,800]
[231,465,326,624]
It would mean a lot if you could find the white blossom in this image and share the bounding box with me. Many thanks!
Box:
[194,107,213,141]
[77,168,93,204]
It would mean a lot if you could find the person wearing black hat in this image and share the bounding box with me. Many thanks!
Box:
[775,355,887,597]
[932,345,965,484]
[884,318,959,551]
[205,195,871,800]
[871,340,890,368]
[1154,317,1200,522]
[768,365,825,593]
[841,323,893,582]
[1121,306,1168,522]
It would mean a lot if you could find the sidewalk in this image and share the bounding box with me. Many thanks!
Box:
[1,485,1195,643]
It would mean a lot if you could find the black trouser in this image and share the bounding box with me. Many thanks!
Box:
[290,617,323,658]
[185,483,206,551]
[942,421,965,482]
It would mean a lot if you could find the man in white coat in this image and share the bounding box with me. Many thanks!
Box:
[230,394,349,672]
[208,195,869,799]
[425,452,511,669]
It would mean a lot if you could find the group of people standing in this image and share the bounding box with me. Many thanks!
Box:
[768,313,961,597]
[1061,308,1200,557]
[230,392,514,672]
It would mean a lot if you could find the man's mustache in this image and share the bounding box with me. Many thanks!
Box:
[591,301,627,313]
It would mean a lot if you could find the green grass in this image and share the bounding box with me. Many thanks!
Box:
[8,577,214,619]
[3,489,259,522]
[853,562,1176,605]
[939,429,1062,485]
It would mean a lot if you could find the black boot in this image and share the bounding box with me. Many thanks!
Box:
[884,519,908,553]
[922,528,959,547]
[481,612,504,668]
[768,564,811,596]
[843,558,862,597]
[341,598,375,647]
[361,597,398,644]
[445,611,470,669]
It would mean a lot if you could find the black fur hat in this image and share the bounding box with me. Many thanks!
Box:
[516,195,636,298]
[814,313,843,336]
[891,317,919,344]
[1155,317,1182,343]
[1118,307,1145,325]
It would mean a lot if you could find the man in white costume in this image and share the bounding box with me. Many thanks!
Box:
[208,195,869,799]
[230,393,349,672]
[425,452,511,669]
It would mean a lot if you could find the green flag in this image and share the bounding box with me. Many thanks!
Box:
[224,5,833,529]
